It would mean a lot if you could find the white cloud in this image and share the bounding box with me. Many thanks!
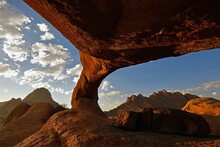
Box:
[101,80,113,91]
[67,64,82,76]
[40,32,55,40]
[212,92,220,96]
[106,91,121,97]
[37,23,49,32]
[31,42,70,67]
[67,64,83,83]
[37,23,55,40]
[31,82,51,89]
[99,99,122,111]
[18,68,45,85]
[51,87,72,95]
[0,0,7,7]
[0,62,19,78]
[180,81,220,94]
[0,1,31,62]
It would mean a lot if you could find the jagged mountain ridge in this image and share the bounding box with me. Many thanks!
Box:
[106,90,198,117]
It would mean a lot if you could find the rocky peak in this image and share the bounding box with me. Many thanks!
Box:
[126,94,144,103]
[107,90,199,117]
[23,88,58,107]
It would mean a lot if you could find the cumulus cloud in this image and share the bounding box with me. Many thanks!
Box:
[31,82,51,89]
[67,64,83,83]
[101,80,113,91]
[40,32,54,40]
[180,81,220,94]
[18,68,45,85]
[31,42,70,67]
[212,92,220,97]
[106,90,121,97]
[0,1,31,62]
[37,23,49,32]
[67,64,82,76]
[37,23,55,40]
[51,87,72,95]
[0,62,19,78]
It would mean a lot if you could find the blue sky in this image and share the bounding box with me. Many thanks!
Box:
[0,0,220,111]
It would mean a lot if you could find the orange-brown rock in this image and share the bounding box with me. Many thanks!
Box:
[182,98,220,135]
[3,102,31,126]
[16,109,219,147]
[24,0,220,115]
[0,103,59,146]
[0,98,22,123]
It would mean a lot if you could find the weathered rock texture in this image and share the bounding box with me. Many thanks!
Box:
[182,97,220,135]
[113,108,210,136]
[24,0,220,114]
[107,90,198,117]
[16,109,219,147]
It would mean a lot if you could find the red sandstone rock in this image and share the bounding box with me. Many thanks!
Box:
[182,98,220,135]
[24,0,220,114]
[113,111,139,131]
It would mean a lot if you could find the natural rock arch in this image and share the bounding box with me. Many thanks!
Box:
[24,0,220,116]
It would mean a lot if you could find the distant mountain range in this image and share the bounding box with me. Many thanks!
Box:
[106,89,199,117]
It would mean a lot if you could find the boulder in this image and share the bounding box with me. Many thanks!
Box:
[152,108,210,135]
[182,97,220,135]
[113,108,210,136]
[113,111,139,131]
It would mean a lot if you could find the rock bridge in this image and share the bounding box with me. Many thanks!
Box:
[24,0,220,116]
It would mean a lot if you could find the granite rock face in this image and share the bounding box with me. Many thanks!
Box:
[107,90,198,117]
[24,0,220,113]
[113,108,210,136]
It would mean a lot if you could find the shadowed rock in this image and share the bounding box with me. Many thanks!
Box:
[113,108,210,136]
[106,90,198,117]
[24,0,220,115]
[0,103,59,146]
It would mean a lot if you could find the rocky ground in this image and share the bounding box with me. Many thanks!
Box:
[16,109,220,147]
